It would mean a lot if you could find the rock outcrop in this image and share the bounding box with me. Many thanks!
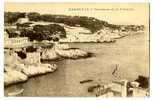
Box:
[21,63,57,77]
[41,43,92,60]
[4,70,28,86]
[4,43,90,86]
[4,62,57,86]
[41,49,59,60]
[56,49,89,59]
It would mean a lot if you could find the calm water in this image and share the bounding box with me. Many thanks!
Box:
[4,33,149,97]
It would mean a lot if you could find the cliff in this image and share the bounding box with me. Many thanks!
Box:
[41,43,93,60]
[4,51,57,86]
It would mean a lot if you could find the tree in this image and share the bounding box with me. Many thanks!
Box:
[4,12,25,24]
[27,12,41,21]
[6,29,19,38]
[20,24,66,41]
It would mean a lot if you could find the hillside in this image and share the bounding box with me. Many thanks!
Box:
[4,12,145,42]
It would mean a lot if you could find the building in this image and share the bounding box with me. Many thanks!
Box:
[5,37,29,48]
[4,29,30,48]
[17,14,29,24]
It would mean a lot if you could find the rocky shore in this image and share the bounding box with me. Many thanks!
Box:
[4,70,28,86]
[55,48,92,59]
[4,63,57,86]
[41,43,93,60]
[59,27,141,43]
[4,43,91,86]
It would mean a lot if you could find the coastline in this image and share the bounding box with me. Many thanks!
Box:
[4,30,144,87]
[3,31,149,97]
[4,43,93,86]
[3,11,147,97]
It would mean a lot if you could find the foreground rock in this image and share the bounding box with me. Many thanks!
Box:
[4,43,90,86]
[4,63,57,86]
[21,63,57,77]
[4,70,28,86]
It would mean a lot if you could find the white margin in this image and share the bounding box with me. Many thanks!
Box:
[0,0,152,100]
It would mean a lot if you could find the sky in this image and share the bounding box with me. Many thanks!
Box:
[4,3,149,25]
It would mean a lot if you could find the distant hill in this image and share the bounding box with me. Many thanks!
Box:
[5,12,144,33]
[4,12,145,42]
[4,12,26,25]
[4,12,121,33]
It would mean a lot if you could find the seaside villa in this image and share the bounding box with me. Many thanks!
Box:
[4,31,30,48]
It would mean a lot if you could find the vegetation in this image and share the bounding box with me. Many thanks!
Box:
[4,12,25,24]
[4,12,120,32]
[135,75,149,89]
[5,28,19,38]
[4,12,145,41]
[27,12,41,22]
[27,12,110,32]
[26,12,145,32]
[20,24,66,41]
[16,51,27,59]
[26,46,37,52]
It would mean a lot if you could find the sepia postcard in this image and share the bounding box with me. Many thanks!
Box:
[4,2,149,97]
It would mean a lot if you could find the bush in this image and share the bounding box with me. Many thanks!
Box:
[26,46,37,52]
[16,51,27,59]
[135,75,149,89]
[6,28,19,38]
[20,29,35,41]
[27,12,41,21]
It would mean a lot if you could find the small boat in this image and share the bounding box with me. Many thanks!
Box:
[80,79,93,84]
[8,89,24,96]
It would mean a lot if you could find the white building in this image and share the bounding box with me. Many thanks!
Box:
[4,37,29,48]
[17,18,29,24]
[17,14,29,24]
